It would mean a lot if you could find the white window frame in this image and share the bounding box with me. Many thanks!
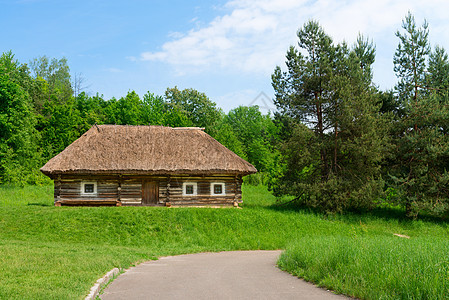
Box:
[81,181,97,196]
[182,182,198,196]
[210,182,226,196]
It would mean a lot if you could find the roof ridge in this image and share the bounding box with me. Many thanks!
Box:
[173,127,205,131]
[95,124,205,130]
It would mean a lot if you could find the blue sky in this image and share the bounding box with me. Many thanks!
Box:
[1,0,449,112]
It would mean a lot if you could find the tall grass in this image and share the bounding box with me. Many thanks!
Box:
[279,235,449,299]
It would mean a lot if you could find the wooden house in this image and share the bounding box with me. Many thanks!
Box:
[40,125,257,207]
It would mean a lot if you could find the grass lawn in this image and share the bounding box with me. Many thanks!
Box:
[0,184,448,299]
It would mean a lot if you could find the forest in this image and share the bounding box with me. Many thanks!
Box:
[1,13,449,218]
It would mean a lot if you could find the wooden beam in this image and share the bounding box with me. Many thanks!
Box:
[58,199,118,206]
[234,175,238,204]
[55,175,61,206]
[117,175,122,205]
[167,175,171,203]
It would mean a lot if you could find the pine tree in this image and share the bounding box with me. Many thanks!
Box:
[393,12,430,108]
[272,21,388,212]
[391,13,449,217]
[272,21,334,182]
[427,46,449,101]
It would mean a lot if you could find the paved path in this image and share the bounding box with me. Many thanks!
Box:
[100,250,346,300]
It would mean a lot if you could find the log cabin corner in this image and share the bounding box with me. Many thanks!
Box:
[40,125,257,207]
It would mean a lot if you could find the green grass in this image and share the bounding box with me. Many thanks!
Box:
[0,184,53,206]
[279,235,449,299]
[0,184,448,299]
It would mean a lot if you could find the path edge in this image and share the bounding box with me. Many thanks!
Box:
[85,267,120,300]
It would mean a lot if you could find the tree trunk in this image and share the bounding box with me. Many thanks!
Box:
[334,122,338,173]
[315,99,328,181]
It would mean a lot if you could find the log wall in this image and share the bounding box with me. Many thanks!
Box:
[163,176,242,206]
[54,174,243,207]
[55,177,119,206]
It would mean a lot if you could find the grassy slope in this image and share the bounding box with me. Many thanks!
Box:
[0,185,448,299]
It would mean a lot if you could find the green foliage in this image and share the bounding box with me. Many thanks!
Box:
[223,106,280,173]
[38,96,83,158]
[165,86,222,132]
[100,91,192,127]
[104,91,142,125]
[272,21,389,212]
[243,172,266,186]
[389,95,449,217]
[427,45,449,101]
[75,92,108,132]
[211,119,247,159]
[0,52,42,185]
[393,12,430,104]
[141,92,169,125]
[390,13,449,218]
[210,105,282,187]
[29,55,73,103]
[27,54,84,172]
[353,34,376,82]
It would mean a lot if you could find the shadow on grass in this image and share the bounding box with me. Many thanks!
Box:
[266,199,449,226]
[27,202,51,207]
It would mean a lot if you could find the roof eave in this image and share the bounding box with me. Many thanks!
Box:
[41,168,257,177]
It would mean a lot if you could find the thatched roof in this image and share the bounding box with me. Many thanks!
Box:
[41,125,257,176]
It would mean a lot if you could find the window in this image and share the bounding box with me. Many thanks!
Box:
[81,181,97,196]
[210,182,225,196]
[84,184,94,193]
[185,184,194,195]
[214,184,222,194]
[182,182,197,196]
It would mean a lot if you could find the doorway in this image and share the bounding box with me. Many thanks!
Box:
[142,181,159,205]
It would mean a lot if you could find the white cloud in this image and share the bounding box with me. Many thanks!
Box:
[138,0,449,88]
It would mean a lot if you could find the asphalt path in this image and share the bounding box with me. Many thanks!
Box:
[100,250,347,300]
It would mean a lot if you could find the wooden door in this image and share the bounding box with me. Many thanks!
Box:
[142,181,159,205]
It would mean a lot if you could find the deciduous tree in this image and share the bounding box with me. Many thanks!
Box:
[0,52,41,184]
[165,87,221,132]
